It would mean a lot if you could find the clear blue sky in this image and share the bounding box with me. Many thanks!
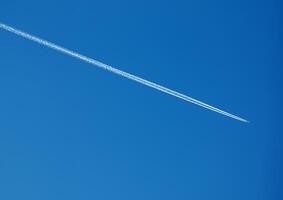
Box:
[0,0,282,199]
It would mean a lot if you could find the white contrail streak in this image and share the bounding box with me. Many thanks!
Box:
[0,22,248,122]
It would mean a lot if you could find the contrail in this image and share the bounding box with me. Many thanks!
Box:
[0,22,248,123]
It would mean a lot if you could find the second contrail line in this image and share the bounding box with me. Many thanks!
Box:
[0,22,248,122]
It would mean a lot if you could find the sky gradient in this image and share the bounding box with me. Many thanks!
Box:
[0,0,282,199]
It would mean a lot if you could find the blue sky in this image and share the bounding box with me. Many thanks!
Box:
[0,0,282,199]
